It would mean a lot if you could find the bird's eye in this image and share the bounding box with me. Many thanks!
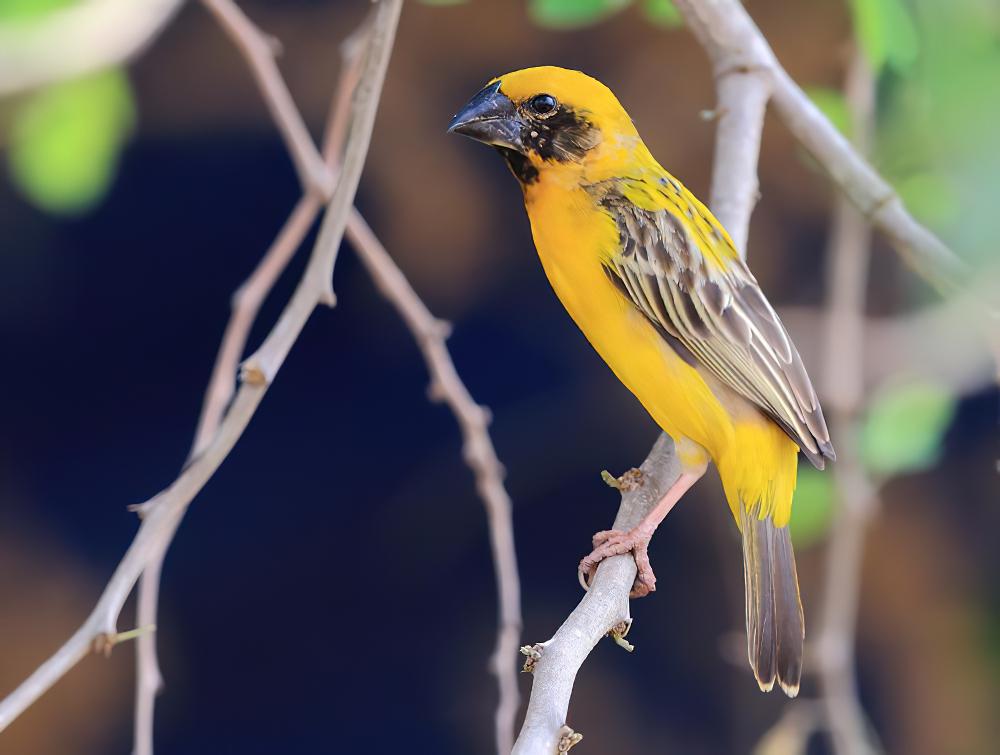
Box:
[528,94,558,117]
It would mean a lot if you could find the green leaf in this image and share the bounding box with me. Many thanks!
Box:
[529,0,631,29]
[8,69,135,215]
[894,171,961,228]
[0,0,74,22]
[849,0,919,74]
[861,382,957,476]
[642,0,682,27]
[805,86,852,139]
[789,466,834,548]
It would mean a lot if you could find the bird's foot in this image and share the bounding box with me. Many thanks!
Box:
[578,527,656,598]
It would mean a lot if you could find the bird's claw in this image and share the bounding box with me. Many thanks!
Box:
[578,528,656,598]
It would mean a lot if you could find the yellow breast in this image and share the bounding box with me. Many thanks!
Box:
[522,177,735,469]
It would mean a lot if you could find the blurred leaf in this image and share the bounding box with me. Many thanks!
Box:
[895,171,961,228]
[529,0,631,29]
[861,382,957,476]
[0,0,74,21]
[789,467,834,548]
[805,86,852,139]
[8,69,135,215]
[642,0,682,27]
[849,0,919,73]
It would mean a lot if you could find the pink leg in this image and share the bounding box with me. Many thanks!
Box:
[579,469,705,598]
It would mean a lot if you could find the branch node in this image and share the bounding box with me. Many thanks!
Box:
[557,725,583,752]
[864,191,899,221]
[619,468,644,491]
[700,106,727,122]
[426,379,446,402]
[715,61,771,80]
[607,618,635,652]
[431,318,453,340]
[519,643,545,674]
[239,360,269,387]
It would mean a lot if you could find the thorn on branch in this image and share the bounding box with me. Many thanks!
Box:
[700,106,728,122]
[127,494,160,519]
[557,725,583,752]
[607,619,635,652]
[600,468,644,492]
[431,318,452,340]
[520,643,545,674]
[93,625,156,657]
[262,32,283,57]
[318,288,338,308]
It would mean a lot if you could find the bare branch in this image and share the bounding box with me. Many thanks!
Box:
[0,0,403,732]
[201,0,331,196]
[0,0,185,96]
[345,212,522,754]
[137,2,522,752]
[515,8,773,744]
[815,49,882,755]
[673,0,968,291]
[512,435,679,755]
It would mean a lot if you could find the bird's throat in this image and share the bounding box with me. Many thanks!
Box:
[496,147,539,185]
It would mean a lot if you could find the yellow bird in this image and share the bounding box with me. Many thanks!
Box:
[449,67,835,697]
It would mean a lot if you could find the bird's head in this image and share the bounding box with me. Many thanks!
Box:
[448,66,641,184]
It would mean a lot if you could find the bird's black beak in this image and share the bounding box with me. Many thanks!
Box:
[448,80,524,153]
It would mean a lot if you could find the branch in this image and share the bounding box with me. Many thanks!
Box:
[512,435,679,754]
[514,8,771,746]
[0,0,403,733]
[673,0,968,292]
[140,2,522,753]
[0,0,185,96]
[132,36,369,755]
[815,48,882,755]
[344,212,522,753]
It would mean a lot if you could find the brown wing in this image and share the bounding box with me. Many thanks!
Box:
[602,197,835,469]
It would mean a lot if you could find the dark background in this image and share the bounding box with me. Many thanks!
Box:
[1,1,998,753]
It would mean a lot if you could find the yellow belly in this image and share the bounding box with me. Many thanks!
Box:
[524,183,734,466]
[523,181,798,525]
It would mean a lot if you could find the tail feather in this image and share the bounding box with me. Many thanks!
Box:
[740,506,804,697]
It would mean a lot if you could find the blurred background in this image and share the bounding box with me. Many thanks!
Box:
[0,0,997,753]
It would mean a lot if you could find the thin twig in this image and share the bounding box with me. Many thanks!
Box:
[346,212,522,754]
[815,48,882,755]
[133,19,373,755]
[171,2,523,752]
[0,0,403,733]
[201,0,332,197]
[512,435,679,754]
[0,0,185,96]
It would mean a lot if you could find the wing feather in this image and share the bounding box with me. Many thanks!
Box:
[601,192,835,469]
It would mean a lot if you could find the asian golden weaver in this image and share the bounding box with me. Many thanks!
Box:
[448,67,834,697]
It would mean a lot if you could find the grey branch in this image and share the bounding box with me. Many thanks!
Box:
[815,48,882,755]
[512,435,680,754]
[0,0,403,734]
[345,212,522,753]
[107,0,520,752]
[674,0,967,291]
[513,5,771,746]
[131,14,371,755]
